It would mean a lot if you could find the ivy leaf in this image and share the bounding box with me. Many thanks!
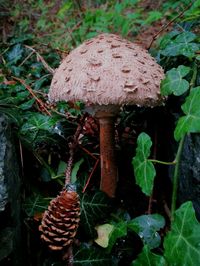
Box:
[159,30,179,49]
[23,193,51,217]
[160,31,199,58]
[20,113,59,142]
[0,107,21,125]
[161,65,191,96]
[174,87,200,141]
[80,191,111,238]
[164,201,200,265]
[73,245,112,266]
[19,98,35,110]
[132,133,156,196]
[106,222,127,253]
[128,214,165,249]
[131,245,166,266]
[7,44,24,64]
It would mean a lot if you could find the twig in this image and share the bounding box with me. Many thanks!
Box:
[12,76,51,116]
[82,158,100,193]
[24,45,55,74]
[19,139,24,177]
[19,50,34,66]
[147,1,194,50]
[65,146,75,185]
[163,199,171,220]
[79,145,98,160]
[65,115,86,185]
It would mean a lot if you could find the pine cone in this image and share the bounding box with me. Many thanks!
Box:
[39,185,80,251]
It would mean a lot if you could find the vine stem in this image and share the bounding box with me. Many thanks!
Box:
[149,159,176,165]
[170,135,185,221]
[147,1,194,50]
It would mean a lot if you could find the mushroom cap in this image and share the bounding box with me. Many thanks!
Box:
[49,33,165,108]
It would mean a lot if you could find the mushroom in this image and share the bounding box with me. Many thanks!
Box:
[49,33,165,198]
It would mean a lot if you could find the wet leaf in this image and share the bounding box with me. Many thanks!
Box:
[174,87,200,141]
[131,245,166,266]
[132,133,156,196]
[128,214,165,249]
[161,65,191,96]
[164,201,200,265]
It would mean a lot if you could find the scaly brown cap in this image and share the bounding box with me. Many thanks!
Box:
[49,33,164,108]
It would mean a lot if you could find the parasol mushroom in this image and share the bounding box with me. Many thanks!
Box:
[49,33,165,198]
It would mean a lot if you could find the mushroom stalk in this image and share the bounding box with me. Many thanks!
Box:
[98,114,118,198]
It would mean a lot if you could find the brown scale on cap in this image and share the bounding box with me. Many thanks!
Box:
[49,33,165,198]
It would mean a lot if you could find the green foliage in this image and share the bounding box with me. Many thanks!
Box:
[7,44,24,64]
[128,214,165,249]
[71,158,85,184]
[159,31,200,58]
[174,87,200,141]
[106,221,127,253]
[132,245,166,266]
[23,193,51,217]
[73,245,112,266]
[161,65,191,96]
[164,201,200,265]
[132,132,156,196]
[2,1,200,265]
[80,191,111,238]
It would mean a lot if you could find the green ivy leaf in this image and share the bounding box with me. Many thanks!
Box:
[164,201,200,265]
[80,191,111,238]
[161,65,191,96]
[128,214,165,249]
[0,107,21,125]
[160,31,199,58]
[106,222,127,253]
[23,193,51,217]
[19,98,35,110]
[131,245,166,266]
[132,133,156,196]
[21,113,57,131]
[73,245,112,266]
[174,87,200,141]
[7,44,24,64]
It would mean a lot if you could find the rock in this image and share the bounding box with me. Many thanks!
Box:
[0,115,22,265]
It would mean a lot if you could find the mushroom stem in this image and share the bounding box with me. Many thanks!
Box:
[98,115,118,198]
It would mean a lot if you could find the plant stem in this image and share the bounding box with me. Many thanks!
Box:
[170,62,197,221]
[170,135,185,221]
[190,62,197,88]
[149,159,176,165]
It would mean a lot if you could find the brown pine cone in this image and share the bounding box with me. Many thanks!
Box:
[39,185,80,251]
